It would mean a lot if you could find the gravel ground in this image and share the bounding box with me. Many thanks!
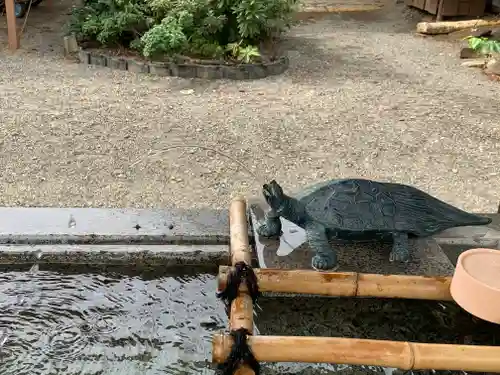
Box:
[0,2,498,211]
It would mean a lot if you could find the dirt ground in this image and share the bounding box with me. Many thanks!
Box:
[0,0,498,211]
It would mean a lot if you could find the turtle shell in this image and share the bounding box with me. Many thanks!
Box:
[296,179,491,236]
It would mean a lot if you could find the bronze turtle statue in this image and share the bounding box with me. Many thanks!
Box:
[256,179,492,270]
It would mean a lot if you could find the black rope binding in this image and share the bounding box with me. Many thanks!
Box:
[219,328,260,375]
[216,261,260,316]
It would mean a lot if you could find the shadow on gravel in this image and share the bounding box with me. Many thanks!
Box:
[282,34,412,84]
[294,3,424,35]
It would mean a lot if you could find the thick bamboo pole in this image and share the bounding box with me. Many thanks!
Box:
[213,334,500,372]
[226,197,254,375]
[218,266,453,301]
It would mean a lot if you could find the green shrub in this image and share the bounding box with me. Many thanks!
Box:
[68,0,298,61]
[465,36,500,56]
[68,0,153,47]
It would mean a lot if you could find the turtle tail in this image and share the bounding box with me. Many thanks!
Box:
[419,202,492,232]
[419,198,492,229]
[390,188,492,235]
[428,198,492,227]
[452,212,492,227]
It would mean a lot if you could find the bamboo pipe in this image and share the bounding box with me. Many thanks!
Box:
[228,197,254,332]
[227,197,255,375]
[218,266,453,301]
[229,197,252,266]
[213,334,500,372]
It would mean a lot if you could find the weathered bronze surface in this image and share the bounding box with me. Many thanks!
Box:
[256,179,492,270]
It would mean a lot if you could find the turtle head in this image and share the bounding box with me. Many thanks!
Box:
[262,180,285,211]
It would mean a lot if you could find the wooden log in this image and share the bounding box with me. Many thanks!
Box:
[213,334,500,372]
[218,266,453,301]
[417,19,500,35]
[227,197,254,375]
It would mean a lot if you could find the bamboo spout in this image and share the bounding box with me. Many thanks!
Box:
[218,266,453,301]
[213,334,500,372]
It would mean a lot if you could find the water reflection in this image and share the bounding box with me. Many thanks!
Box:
[0,269,225,375]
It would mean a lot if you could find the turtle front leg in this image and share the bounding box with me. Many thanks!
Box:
[256,210,282,238]
[389,232,411,262]
[306,222,338,271]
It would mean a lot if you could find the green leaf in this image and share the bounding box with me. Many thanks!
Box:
[468,37,483,50]
[236,44,260,62]
[490,41,500,53]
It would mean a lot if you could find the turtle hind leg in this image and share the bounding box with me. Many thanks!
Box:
[389,232,411,263]
[256,211,282,238]
[306,223,338,271]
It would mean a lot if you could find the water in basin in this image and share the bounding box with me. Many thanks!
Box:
[0,265,225,375]
[0,264,499,375]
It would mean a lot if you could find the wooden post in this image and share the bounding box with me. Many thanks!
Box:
[225,197,255,375]
[4,0,20,50]
[213,334,500,372]
[218,266,453,301]
[436,0,445,22]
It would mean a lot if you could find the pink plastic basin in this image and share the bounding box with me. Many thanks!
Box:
[450,248,500,324]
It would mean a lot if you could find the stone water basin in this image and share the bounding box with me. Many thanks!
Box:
[1,263,500,375]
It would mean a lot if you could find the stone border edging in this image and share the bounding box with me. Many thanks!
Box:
[0,244,229,267]
[0,207,234,245]
[78,48,289,80]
